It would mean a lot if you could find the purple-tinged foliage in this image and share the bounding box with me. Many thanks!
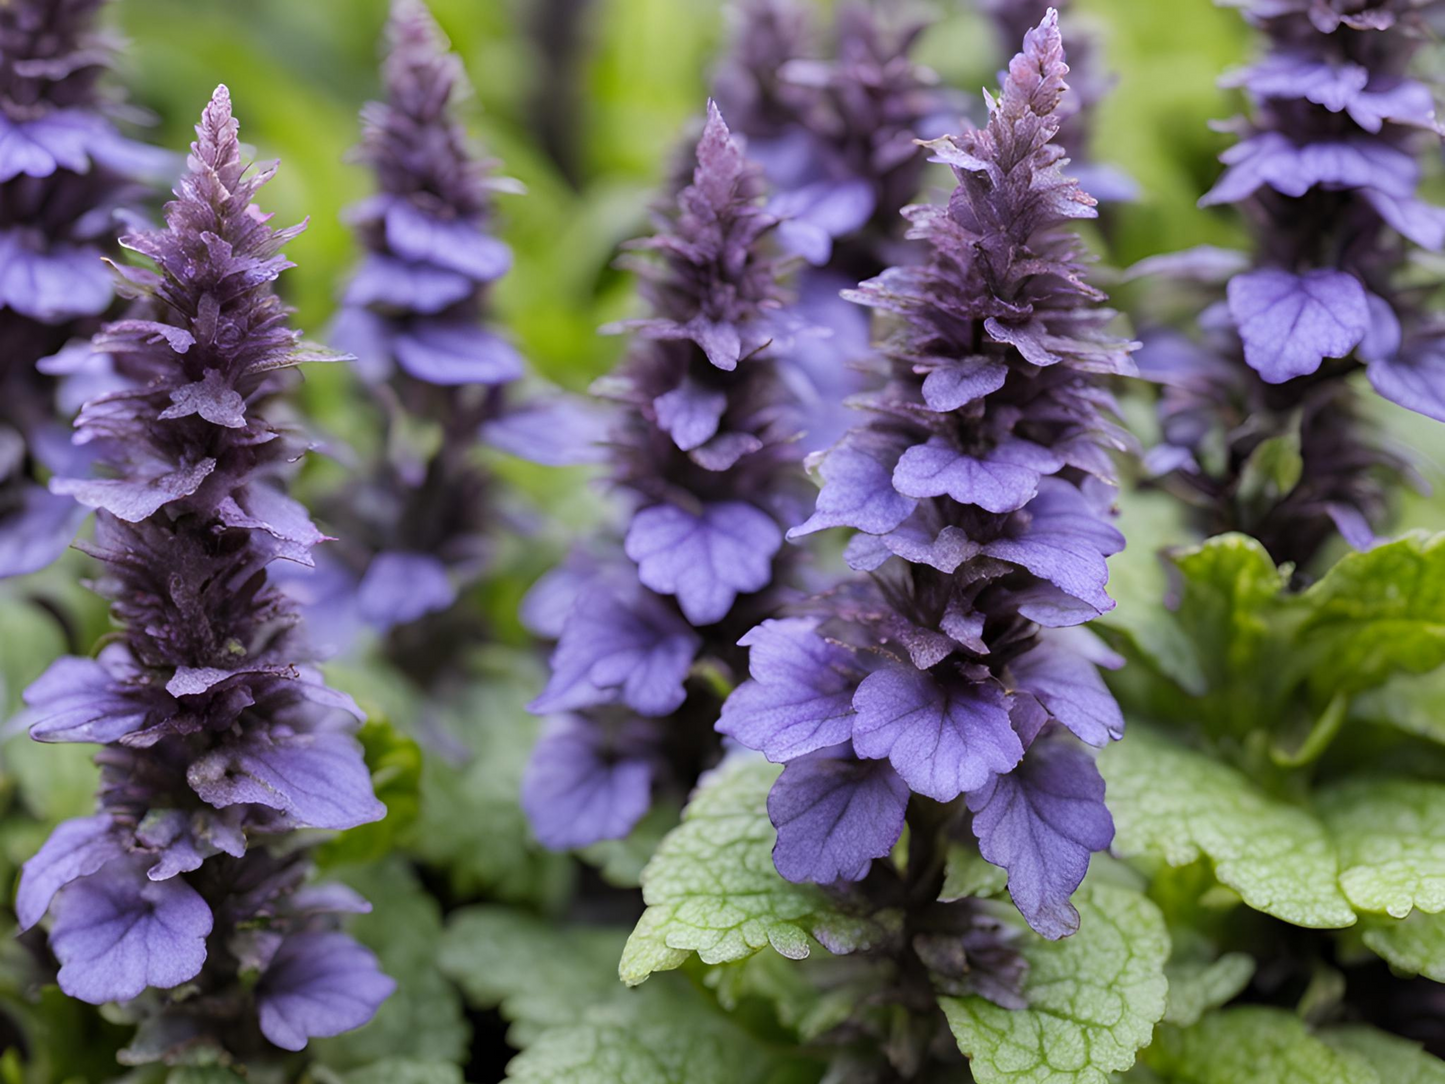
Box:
[1139,0,1445,566]
[714,0,944,452]
[16,87,391,1060]
[522,104,808,849]
[0,0,167,578]
[722,13,1132,941]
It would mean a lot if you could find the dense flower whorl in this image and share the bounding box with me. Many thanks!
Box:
[1139,0,1445,565]
[303,0,537,669]
[15,87,392,1059]
[720,11,1134,940]
[521,103,806,849]
[0,0,167,577]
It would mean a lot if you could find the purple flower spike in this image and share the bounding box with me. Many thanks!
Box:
[0,0,167,578]
[721,12,1132,940]
[522,101,811,849]
[17,87,389,1059]
[1140,0,1445,565]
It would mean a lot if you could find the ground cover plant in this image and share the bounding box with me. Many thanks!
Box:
[0,0,1443,1082]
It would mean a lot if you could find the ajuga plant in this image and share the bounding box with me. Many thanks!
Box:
[712,0,941,453]
[1088,0,1445,1076]
[0,0,166,578]
[980,0,1135,205]
[1135,0,1445,568]
[13,87,393,1063]
[520,103,808,851]
[318,0,534,683]
[609,17,1178,1083]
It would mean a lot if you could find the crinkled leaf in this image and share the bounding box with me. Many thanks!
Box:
[1360,911,1445,981]
[1320,779,1445,918]
[1099,727,1355,928]
[1144,1008,1378,1084]
[619,757,896,985]
[941,882,1169,1084]
[1162,953,1255,1027]
[1322,1027,1445,1084]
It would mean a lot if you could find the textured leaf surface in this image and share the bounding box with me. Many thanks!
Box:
[1099,728,1355,927]
[1322,1025,1445,1084]
[440,907,627,1046]
[1162,954,1255,1027]
[1145,1008,1378,1084]
[620,757,893,985]
[941,883,1169,1084]
[506,975,818,1084]
[1321,779,1445,918]
[1361,911,1445,981]
[337,1061,464,1084]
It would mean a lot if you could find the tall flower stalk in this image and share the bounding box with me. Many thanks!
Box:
[15,87,392,1061]
[319,0,533,683]
[521,103,807,849]
[0,0,165,577]
[722,11,1134,941]
[1138,0,1445,567]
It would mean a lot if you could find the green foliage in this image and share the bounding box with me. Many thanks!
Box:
[317,717,423,867]
[940,883,1170,1084]
[1144,1009,1375,1084]
[1360,911,1445,981]
[1161,954,1254,1028]
[619,757,898,986]
[1320,779,1445,918]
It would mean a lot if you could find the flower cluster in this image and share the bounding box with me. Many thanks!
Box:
[522,103,806,849]
[15,88,392,1059]
[720,12,1134,939]
[1139,0,1445,566]
[0,0,166,577]
[309,0,536,677]
[713,0,941,451]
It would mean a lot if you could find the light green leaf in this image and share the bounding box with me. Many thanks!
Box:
[336,1061,464,1084]
[620,756,896,986]
[1320,779,1445,918]
[941,883,1169,1084]
[1322,1025,1445,1084]
[1295,533,1445,696]
[440,907,627,1047]
[941,843,1010,901]
[166,1070,247,1084]
[1099,728,1355,928]
[1350,666,1445,746]
[1145,1008,1378,1084]
[1360,911,1445,981]
[1162,953,1254,1027]
[506,973,818,1084]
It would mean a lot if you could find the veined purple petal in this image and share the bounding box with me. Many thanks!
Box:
[393,321,524,386]
[256,932,395,1051]
[521,715,655,849]
[769,754,908,883]
[1227,268,1369,383]
[893,435,1063,514]
[384,199,512,282]
[16,816,125,931]
[790,431,916,538]
[356,551,457,630]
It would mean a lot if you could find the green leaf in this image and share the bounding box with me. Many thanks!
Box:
[335,1059,465,1084]
[1145,1008,1378,1084]
[941,843,1010,902]
[1320,778,1445,918]
[1350,666,1445,746]
[1295,533,1445,696]
[506,973,819,1084]
[440,907,627,1047]
[1322,1025,1445,1084]
[940,883,1169,1084]
[1162,953,1254,1027]
[1360,910,1445,981]
[167,1070,247,1084]
[310,859,469,1071]
[1236,431,1302,508]
[1099,727,1355,928]
[619,757,896,986]
[400,653,573,908]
